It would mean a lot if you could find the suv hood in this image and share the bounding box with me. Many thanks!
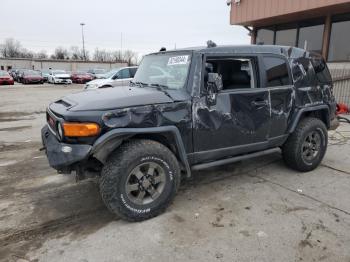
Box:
[56,86,174,112]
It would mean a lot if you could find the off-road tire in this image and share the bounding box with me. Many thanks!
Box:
[282,117,328,172]
[100,139,181,222]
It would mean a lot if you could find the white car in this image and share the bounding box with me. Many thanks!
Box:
[84,67,138,89]
[48,70,72,84]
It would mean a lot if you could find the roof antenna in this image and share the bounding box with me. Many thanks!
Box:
[160,47,166,52]
[207,40,217,48]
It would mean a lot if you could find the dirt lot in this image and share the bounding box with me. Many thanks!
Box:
[1,84,350,262]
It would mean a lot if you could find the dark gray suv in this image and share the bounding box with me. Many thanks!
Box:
[42,45,338,221]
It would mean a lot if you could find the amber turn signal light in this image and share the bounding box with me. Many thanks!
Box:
[63,122,100,137]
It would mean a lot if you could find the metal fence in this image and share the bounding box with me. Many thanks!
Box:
[328,62,350,107]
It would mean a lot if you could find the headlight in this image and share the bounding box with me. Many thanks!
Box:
[63,122,100,137]
[57,122,64,139]
[86,83,99,89]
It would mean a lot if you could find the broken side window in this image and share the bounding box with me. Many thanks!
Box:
[205,57,257,90]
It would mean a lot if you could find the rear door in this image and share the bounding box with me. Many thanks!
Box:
[260,56,294,139]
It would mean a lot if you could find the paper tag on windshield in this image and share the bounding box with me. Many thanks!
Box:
[168,55,189,66]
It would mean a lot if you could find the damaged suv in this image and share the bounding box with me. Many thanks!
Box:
[42,45,338,221]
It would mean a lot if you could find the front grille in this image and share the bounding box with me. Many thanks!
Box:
[58,77,70,80]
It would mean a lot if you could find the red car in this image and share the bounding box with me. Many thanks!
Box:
[0,70,15,85]
[22,70,44,84]
[71,72,94,84]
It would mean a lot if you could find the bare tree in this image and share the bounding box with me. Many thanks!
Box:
[52,47,69,60]
[93,48,113,62]
[19,48,34,59]
[0,38,22,58]
[111,50,123,62]
[70,46,89,60]
[36,50,48,59]
[123,50,138,66]
[0,38,138,64]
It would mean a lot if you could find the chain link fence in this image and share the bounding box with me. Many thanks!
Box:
[328,62,350,107]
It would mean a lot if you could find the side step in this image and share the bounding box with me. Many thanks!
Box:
[191,148,280,171]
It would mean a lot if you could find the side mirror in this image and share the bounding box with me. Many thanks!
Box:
[112,74,119,80]
[207,73,223,92]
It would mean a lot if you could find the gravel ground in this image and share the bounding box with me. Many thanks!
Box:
[0,84,350,262]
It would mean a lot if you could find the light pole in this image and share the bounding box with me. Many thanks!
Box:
[80,23,86,61]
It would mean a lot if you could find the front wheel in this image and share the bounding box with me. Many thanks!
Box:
[100,139,181,222]
[282,117,328,172]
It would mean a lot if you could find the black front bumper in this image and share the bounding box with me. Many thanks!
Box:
[41,125,92,172]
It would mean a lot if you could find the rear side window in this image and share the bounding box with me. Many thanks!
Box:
[129,68,137,78]
[312,57,332,84]
[291,57,317,87]
[118,68,131,79]
[263,57,291,87]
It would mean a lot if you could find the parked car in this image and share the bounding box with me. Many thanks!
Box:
[8,69,17,79]
[21,70,44,84]
[87,69,107,79]
[84,67,138,89]
[15,69,27,82]
[40,69,51,82]
[71,72,94,84]
[0,70,14,85]
[41,45,338,222]
[48,70,72,84]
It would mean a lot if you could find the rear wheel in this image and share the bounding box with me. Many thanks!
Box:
[100,139,181,222]
[282,117,328,172]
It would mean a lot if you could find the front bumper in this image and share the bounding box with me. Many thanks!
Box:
[54,79,72,84]
[0,79,14,85]
[26,79,43,83]
[41,125,92,172]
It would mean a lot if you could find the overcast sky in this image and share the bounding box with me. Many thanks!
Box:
[0,0,250,56]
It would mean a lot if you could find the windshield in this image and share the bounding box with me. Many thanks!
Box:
[103,70,119,79]
[75,72,89,76]
[0,71,10,77]
[25,70,41,76]
[94,69,106,74]
[53,70,66,75]
[133,52,192,90]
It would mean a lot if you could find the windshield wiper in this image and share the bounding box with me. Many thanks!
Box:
[130,81,173,99]
[130,81,148,87]
[148,83,173,99]
[149,83,169,89]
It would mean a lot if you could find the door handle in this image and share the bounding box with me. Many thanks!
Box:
[251,100,268,107]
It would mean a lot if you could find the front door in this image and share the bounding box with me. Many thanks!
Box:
[192,56,271,163]
[112,68,132,87]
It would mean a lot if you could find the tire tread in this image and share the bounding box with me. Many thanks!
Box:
[100,139,180,222]
[282,117,327,172]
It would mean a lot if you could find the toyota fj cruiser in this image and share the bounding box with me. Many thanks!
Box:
[42,45,338,221]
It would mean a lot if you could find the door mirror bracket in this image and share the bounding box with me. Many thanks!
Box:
[207,73,223,93]
[206,73,223,105]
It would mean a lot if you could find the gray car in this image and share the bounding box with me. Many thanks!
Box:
[84,66,138,89]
